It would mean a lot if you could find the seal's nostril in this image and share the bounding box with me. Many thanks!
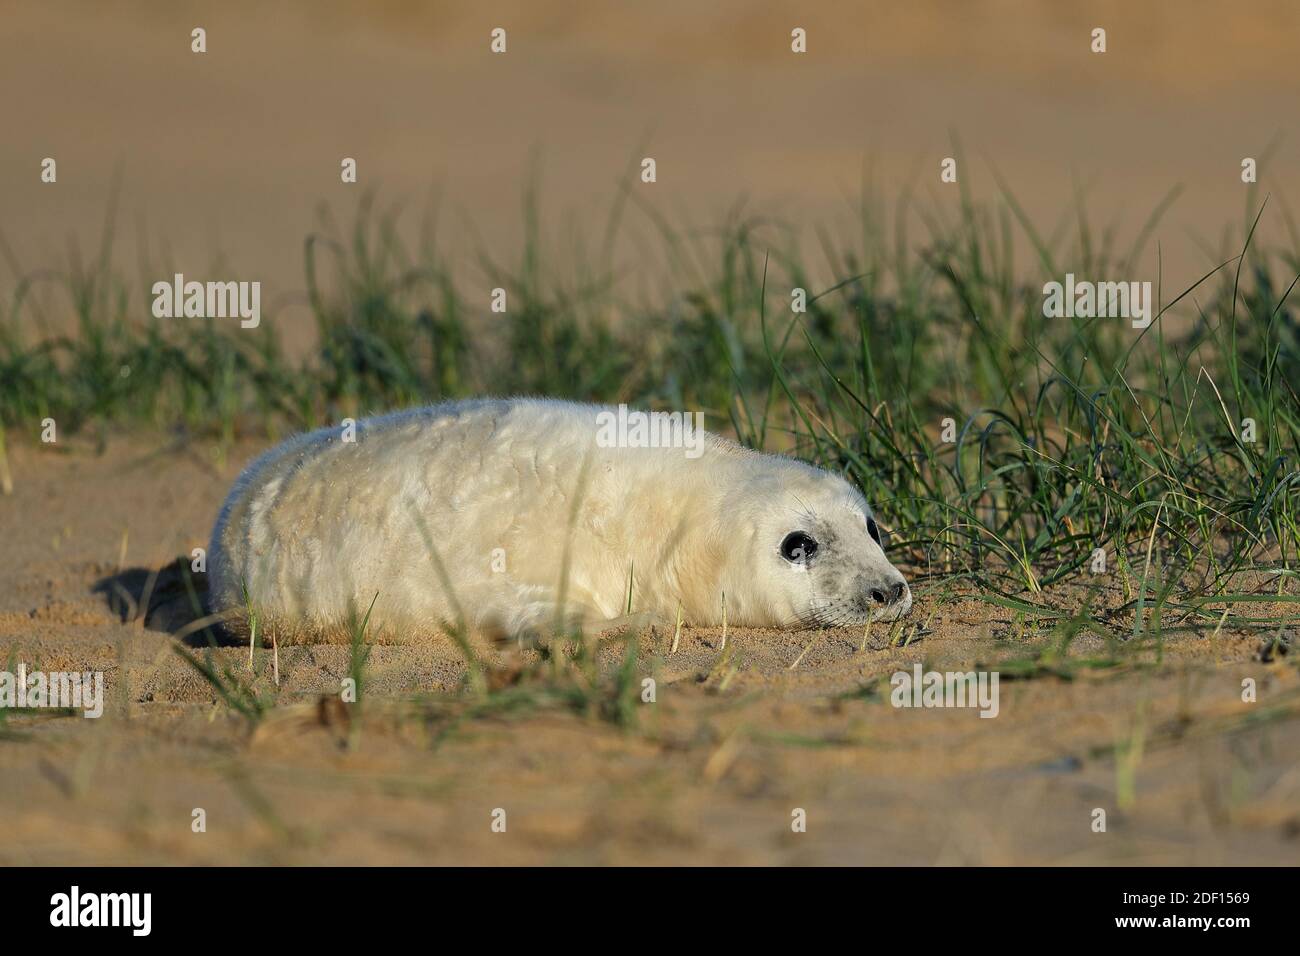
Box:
[869,582,907,606]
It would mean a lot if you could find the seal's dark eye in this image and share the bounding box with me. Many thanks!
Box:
[866,517,882,546]
[780,531,818,563]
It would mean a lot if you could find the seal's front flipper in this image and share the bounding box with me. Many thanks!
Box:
[587,610,665,637]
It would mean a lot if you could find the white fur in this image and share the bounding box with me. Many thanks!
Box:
[208,399,911,640]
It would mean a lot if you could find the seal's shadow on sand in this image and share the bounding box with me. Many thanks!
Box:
[93,559,239,647]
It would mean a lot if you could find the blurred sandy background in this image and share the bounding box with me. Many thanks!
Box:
[2,0,1297,338]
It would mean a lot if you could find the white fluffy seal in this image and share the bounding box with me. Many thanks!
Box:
[208,399,911,641]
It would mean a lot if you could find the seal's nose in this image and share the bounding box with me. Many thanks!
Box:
[868,581,908,606]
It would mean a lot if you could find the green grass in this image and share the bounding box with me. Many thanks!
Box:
[2,179,1298,623]
[427,629,647,739]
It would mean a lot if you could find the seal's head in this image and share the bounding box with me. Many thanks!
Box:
[721,461,912,627]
